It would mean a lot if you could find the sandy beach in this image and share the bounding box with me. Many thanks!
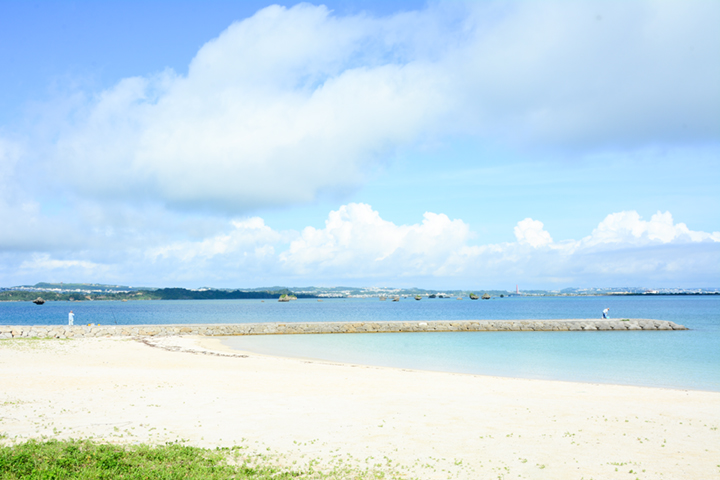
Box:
[1,335,718,479]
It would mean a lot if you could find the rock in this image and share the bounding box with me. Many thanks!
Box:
[1,319,688,338]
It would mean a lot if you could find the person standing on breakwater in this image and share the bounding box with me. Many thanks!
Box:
[68,310,74,326]
[602,308,610,319]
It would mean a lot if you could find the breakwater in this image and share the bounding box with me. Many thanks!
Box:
[0,319,686,339]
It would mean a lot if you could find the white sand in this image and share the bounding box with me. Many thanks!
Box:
[1,335,718,479]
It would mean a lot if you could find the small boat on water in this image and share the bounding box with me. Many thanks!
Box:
[32,297,45,305]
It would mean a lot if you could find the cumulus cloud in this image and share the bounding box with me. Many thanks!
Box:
[581,211,720,247]
[460,211,720,286]
[279,203,471,277]
[19,204,707,288]
[33,1,718,213]
[514,218,553,247]
[2,2,717,288]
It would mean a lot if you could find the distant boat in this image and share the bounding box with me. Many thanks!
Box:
[392,296,400,302]
[32,297,45,305]
[414,295,422,301]
[482,293,491,300]
[469,294,479,300]
[457,297,463,300]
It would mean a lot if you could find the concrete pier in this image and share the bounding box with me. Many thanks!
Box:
[0,319,686,339]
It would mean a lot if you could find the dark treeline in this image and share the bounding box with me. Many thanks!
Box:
[0,288,315,302]
[151,288,315,300]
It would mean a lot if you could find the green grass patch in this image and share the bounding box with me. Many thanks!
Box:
[0,439,309,479]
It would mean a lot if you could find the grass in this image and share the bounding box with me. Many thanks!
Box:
[0,438,401,479]
[0,439,309,479]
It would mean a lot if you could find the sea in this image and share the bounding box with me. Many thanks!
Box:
[1,295,718,392]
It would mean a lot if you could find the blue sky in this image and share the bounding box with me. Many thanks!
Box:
[0,0,718,290]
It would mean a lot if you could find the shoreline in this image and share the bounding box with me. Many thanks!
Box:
[174,335,720,394]
[2,335,718,479]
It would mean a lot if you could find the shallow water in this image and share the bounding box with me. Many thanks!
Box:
[218,296,720,392]
[2,295,718,391]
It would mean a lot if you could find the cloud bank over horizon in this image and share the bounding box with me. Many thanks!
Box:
[7,204,719,289]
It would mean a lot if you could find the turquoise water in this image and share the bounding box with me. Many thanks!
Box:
[222,328,719,391]
[216,296,719,392]
[2,295,718,391]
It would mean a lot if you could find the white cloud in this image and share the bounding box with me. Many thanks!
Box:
[0,138,87,251]
[28,204,707,288]
[514,218,553,247]
[2,2,717,288]
[580,211,720,247]
[279,203,471,276]
[18,254,107,278]
[147,217,285,262]
[30,1,717,213]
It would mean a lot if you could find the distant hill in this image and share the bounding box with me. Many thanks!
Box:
[25,282,151,293]
[149,288,315,300]
[1,283,715,303]
[0,286,315,302]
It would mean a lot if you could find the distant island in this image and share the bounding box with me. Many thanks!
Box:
[0,282,717,303]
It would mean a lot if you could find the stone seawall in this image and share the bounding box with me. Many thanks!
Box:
[0,319,686,339]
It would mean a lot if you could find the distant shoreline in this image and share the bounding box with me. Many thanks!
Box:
[1,290,718,303]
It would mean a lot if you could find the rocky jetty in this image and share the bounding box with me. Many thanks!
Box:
[0,319,687,339]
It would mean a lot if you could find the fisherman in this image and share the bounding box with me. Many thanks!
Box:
[602,308,610,319]
[68,310,74,326]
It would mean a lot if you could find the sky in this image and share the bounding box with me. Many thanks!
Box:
[0,0,718,290]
